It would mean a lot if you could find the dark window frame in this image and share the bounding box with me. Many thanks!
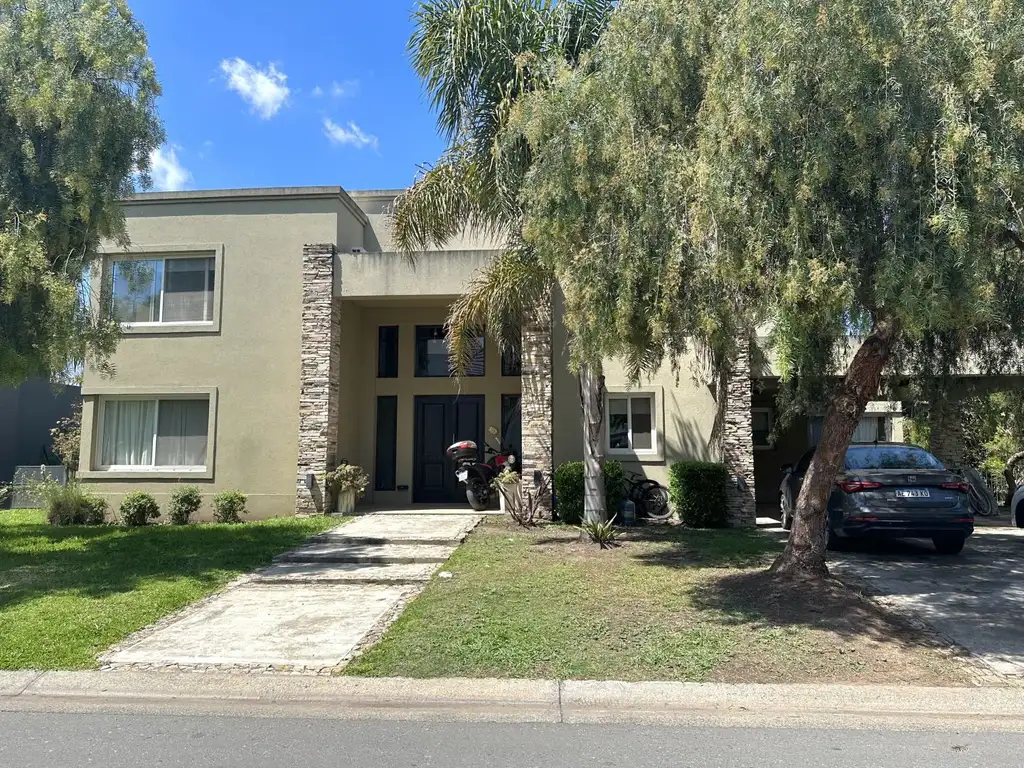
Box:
[374,395,399,491]
[415,325,485,378]
[377,326,399,379]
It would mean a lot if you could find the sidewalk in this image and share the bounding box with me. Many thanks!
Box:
[3,670,1024,731]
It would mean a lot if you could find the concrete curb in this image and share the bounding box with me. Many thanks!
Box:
[4,671,1024,729]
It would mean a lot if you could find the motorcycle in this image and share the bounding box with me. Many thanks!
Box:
[446,427,517,511]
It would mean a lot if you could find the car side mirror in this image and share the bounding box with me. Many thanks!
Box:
[781,464,794,474]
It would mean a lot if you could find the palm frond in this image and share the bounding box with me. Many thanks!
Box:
[446,243,554,375]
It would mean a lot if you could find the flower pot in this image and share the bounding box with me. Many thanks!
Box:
[335,489,356,516]
[498,482,521,514]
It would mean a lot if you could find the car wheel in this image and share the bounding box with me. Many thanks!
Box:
[1015,500,1024,529]
[780,494,793,531]
[933,535,966,555]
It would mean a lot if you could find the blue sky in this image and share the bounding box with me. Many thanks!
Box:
[131,0,447,193]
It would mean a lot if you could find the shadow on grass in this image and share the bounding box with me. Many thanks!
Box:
[0,513,335,612]
[623,524,787,569]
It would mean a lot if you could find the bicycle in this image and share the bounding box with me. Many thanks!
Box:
[623,471,672,521]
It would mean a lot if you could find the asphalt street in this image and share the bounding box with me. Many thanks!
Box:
[1,712,1021,768]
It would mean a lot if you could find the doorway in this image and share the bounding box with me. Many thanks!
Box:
[413,395,485,504]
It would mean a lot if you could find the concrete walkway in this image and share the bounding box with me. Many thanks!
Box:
[100,514,482,672]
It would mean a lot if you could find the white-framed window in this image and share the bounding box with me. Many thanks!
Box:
[752,407,774,450]
[607,393,656,453]
[98,396,210,471]
[109,256,215,326]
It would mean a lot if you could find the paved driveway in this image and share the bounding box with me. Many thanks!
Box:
[830,526,1024,679]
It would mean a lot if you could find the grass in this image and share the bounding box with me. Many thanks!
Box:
[345,518,968,684]
[0,508,341,670]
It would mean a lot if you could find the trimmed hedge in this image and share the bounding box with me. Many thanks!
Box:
[669,461,729,528]
[553,460,626,524]
[119,491,160,527]
[168,485,203,525]
[213,490,248,523]
[44,483,107,526]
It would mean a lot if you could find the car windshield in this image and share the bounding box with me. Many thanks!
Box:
[844,446,944,470]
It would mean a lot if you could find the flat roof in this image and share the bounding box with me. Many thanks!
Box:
[124,186,369,225]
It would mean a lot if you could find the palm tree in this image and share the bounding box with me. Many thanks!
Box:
[392,0,614,524]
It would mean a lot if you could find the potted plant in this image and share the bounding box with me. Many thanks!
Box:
[323,464,369,515]
[494,467,521,515]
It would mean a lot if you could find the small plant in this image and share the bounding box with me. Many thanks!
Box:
[504,475,549,527]
[213,490,248,523]
[30,476,107,526]
[580,515,619,548]
[0,484,9,507]
[322,464,369,498]
[493,467,519,486]
[168,485,203,525]
[49,402,82,476]
[119,491,160,527]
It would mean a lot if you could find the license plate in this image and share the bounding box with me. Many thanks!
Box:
[456,470,469,482]
[896,489,930,498]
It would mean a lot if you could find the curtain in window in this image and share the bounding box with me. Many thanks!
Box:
[163,258,212,322]
[851,417,884,443]
[156,399,209,466]
[101,400,155,466]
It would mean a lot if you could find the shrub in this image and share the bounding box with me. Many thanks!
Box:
[119,491,161,527]
[322,464,369,499]
[34,479,108,526]
[168,485,203,525]
[212,490,248,523]
[553,460,627,524]
[669,461,729,528]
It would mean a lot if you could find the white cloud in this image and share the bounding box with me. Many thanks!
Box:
[330,79,358,98]
[323,118,379,150]
[149,145,192,191]
[219,57,290,119]
[311,85,324,98]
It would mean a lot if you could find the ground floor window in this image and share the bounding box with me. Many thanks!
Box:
[752,407,774,449]
[607,393,655,453]
[501,394,522,458]
[808,414,889,445]
[99,397,209,470]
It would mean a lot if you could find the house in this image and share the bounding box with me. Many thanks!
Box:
[77,186,902,522]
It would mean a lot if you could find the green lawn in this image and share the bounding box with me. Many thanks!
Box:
[0,509,340,669]
[345,518,968,685]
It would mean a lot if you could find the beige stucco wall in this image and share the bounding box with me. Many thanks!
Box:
[346,301,521,506]
[79,191,351,519]
[337,250,500,298]
[550,290,720,490]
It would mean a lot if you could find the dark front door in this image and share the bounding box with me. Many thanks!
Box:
[413,395,485,504]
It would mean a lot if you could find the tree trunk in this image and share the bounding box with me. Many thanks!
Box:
[1004,450,1024,506]
[770,316,901,579]
[579,362,607,525]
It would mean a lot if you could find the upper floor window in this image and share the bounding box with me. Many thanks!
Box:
[415,325,484,377]
[110,257,215,325]
[501,345,522,377]
[752,407,774,450]
[377,326,399,378]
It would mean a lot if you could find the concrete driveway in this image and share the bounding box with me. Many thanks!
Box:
[829,526,1024,680]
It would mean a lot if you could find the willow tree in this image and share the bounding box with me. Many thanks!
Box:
[392,0,616,523]
[510,0,1024,576]
[0,0,164,386]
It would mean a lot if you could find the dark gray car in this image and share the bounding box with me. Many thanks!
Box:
[779,443,974,554]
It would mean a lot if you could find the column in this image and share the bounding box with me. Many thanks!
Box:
[723,336,756,527]
[295,243,340,514]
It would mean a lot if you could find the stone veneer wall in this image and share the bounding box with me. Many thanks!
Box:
[929,397,966,469]
[723,337,756,527]
[520,296,554,517]
[295,243,340,514]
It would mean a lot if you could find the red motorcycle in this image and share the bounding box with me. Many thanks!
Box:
[446,428,517,511]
